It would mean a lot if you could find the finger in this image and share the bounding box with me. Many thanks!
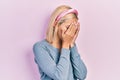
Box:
[66,22,77,35]
[66,23,73,33]
[74,27,80,40]
[62,29,65,37]
[71,23,77,34]
[77,22,80,31]
[73,22,80,36]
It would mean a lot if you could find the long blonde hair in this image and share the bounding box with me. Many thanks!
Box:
[46,5,77,43]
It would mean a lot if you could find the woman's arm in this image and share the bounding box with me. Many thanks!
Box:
[33,43,70,80]
[70,43,87,80]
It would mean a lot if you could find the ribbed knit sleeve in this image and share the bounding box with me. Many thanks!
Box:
[70,43,87,80]
[33,43,70,80]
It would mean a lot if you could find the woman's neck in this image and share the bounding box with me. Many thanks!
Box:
[51,39,62,50]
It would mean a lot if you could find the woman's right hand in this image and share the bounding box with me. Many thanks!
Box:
[61,22,78,49]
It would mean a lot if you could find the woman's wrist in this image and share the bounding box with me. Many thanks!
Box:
[62,42,70,49]
[70,43,75,48]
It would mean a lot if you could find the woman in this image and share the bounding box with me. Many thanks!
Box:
[33,5,87,80]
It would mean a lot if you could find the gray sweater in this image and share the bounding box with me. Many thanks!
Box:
[33,39,87,80]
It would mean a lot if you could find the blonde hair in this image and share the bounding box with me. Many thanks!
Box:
[46,5,77,43]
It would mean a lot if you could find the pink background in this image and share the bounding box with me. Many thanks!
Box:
[0,0,120,80]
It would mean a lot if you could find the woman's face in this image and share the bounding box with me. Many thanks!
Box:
[57,13,78,40]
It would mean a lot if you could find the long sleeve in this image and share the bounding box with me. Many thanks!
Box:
[33,43,70,80]
[70,43,87,80]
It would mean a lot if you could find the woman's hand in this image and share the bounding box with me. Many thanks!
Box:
[70,22,80,48]
[61,22,78,49]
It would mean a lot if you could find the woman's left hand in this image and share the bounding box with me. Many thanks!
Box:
[70,22,80,47]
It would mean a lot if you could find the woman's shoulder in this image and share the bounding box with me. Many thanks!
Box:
[33,39,47,50]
